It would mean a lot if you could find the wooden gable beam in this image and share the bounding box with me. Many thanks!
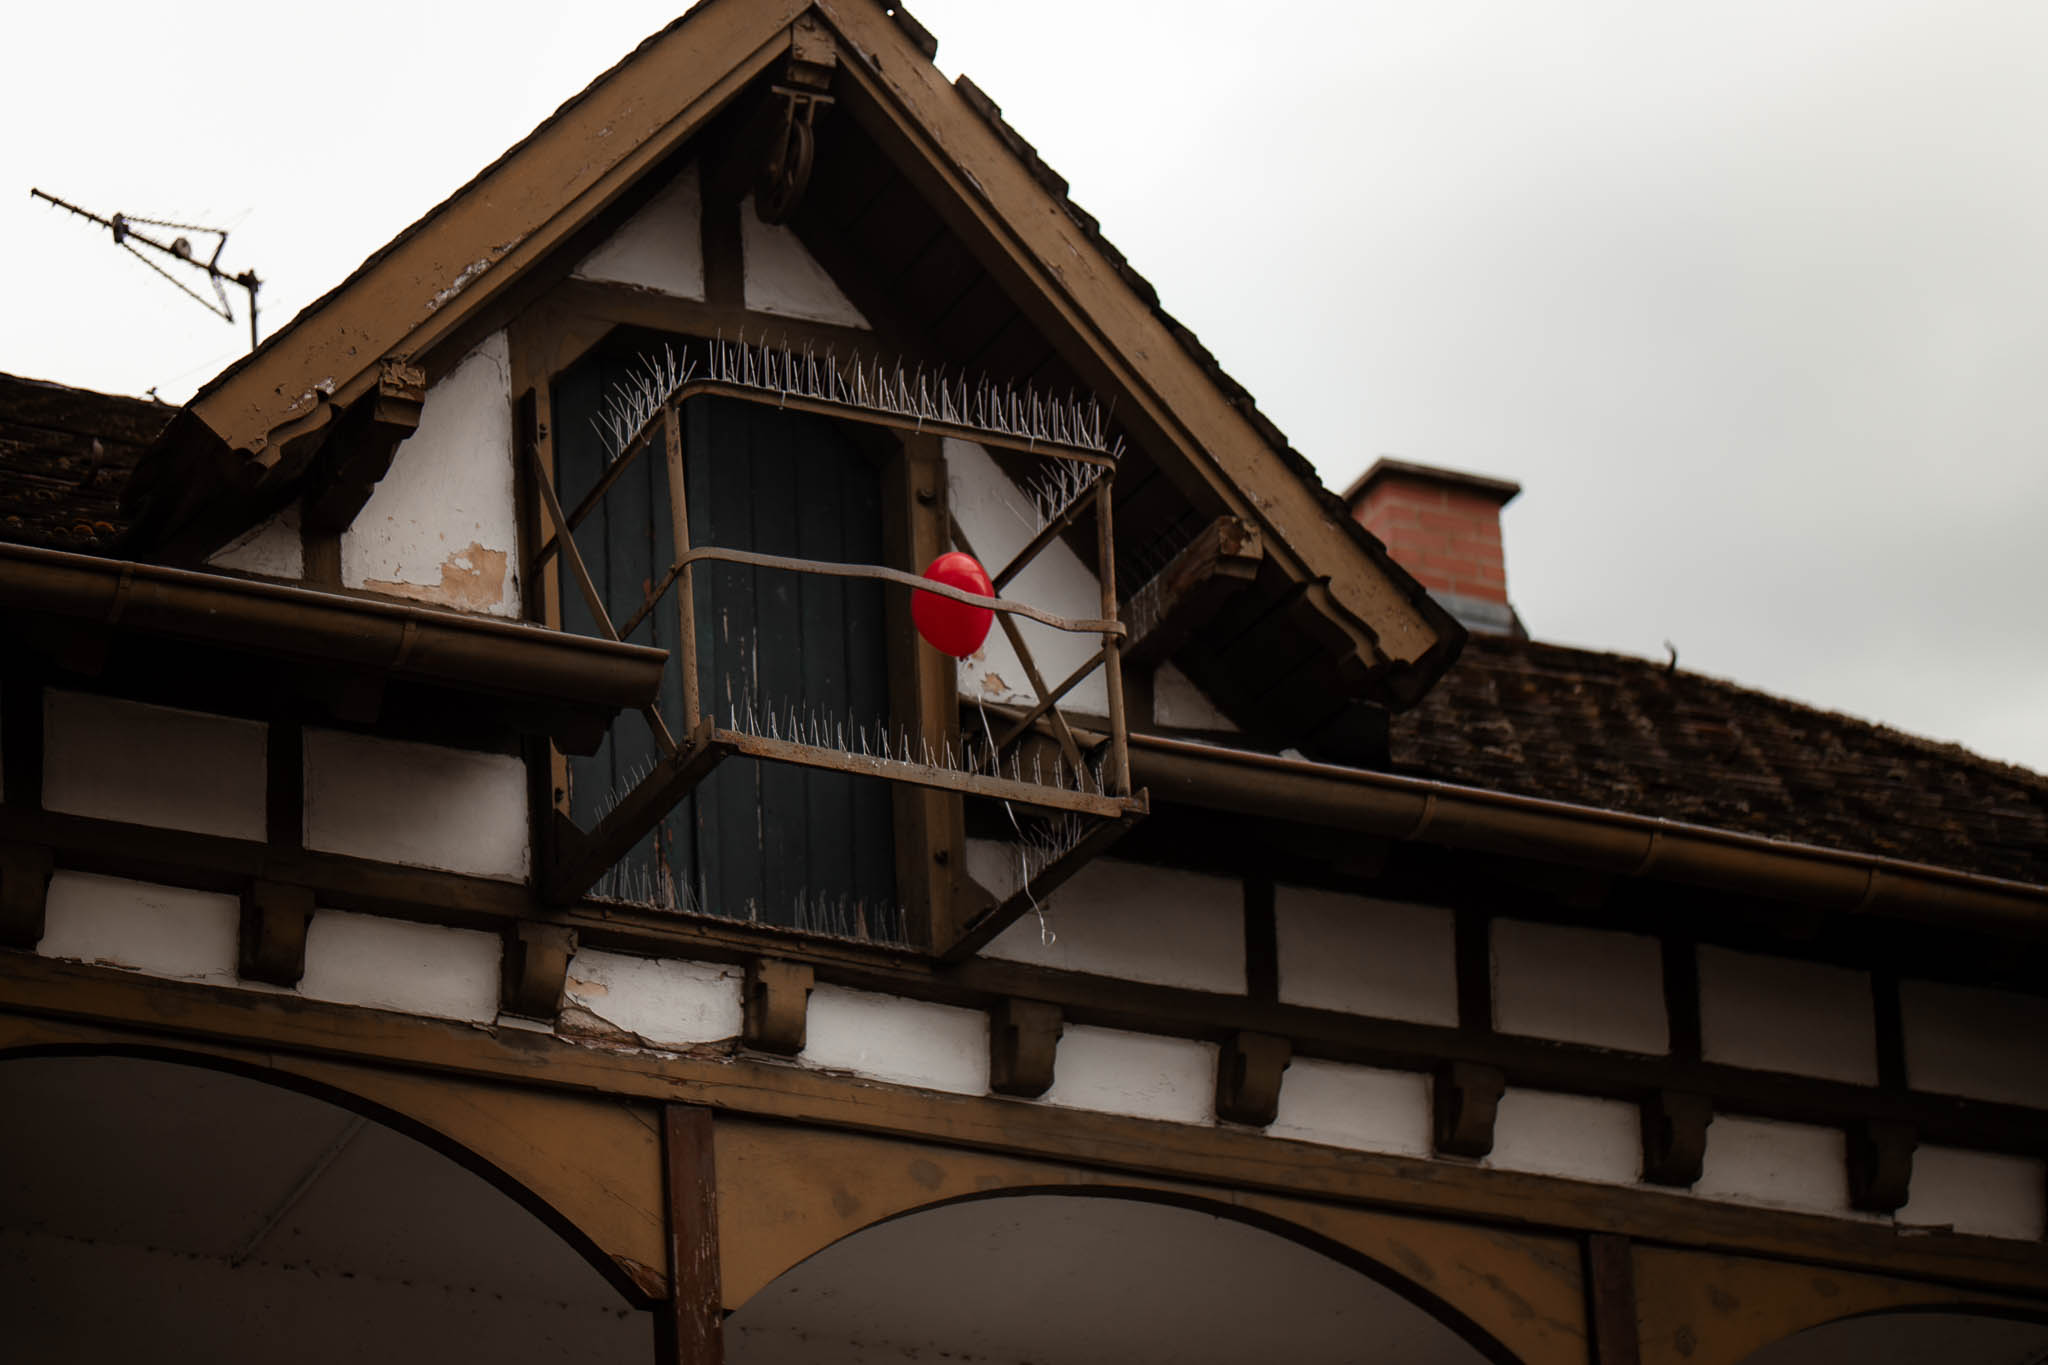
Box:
[1121,516,1263,669]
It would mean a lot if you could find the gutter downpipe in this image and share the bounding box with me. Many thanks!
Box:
[1126,732,2048,942]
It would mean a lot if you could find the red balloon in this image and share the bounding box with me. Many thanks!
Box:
[912,551,995,658]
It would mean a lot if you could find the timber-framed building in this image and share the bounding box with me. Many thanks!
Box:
[4,4,2048,1362]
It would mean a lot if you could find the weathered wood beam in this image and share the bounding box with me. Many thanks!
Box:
[659,1106,724,1365]
[1583,1234,1642,1365]
[989,997,1062,1098]
[1120,516,1263,669]
[544,719,730,906]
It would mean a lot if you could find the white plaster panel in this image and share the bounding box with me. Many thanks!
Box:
[297,909,499,1022]
[1492,918,1667,1054]
[1043,1025,1217,1125]
[1901,979,2048,1108]
[1275,886,1458,1026]
[303,729,529,881]
[342,331,519,617]
[561,950,741,1046]
[1693,1116,1858,1216]
[1898,1145,2047,1241]
[1154,662,1237,731]
[1488,1090,1641,1184]
[1697,946,1877,1084]
[740,196,868,327]
[945,437,1109,717]
[1269,1060,1432,1157]
[206,502,304,579]
[983,857,1244,994]
[43,690,267,841]
[800,985,989,1096]
[572,165,704,298]
[38,873,242,986]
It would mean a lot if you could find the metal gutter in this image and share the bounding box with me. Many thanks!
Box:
[0,541,666,712]
[1127,731,2048,941]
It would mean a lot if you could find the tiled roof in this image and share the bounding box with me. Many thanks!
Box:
[0,373,171,551]
[1390,633,2048,886]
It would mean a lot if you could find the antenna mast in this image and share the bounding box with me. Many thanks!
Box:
[29,188,262,352]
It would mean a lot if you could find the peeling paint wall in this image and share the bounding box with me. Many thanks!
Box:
[44,690,267,842]
[343,332,519,617]
[740,196,868,327]
[572,164,705,299]
[946,437,1109,715]
[302,729,529,881]
[561,950,741,1048]
[206,502,305,580]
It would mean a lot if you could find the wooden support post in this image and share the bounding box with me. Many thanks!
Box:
[663,410,700,729]
[1433,1061,1506,1158]
[1583,1233,1641,1365]
[1847,1119,1917,1213]
[659,1105,723,1365]
[1093,477,1130,797]
[989,997,1062,1097]
[501,922,578,1020]
[1640,1091,1714,1188]
[1215,1031,1291,1127]
[0,842,54,949]
[743,959,814,1055]
[238,881,315,987]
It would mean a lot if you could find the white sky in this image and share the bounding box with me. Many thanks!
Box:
[3,1,2044,772]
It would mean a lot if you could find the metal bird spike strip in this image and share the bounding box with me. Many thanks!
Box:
[590,335,1124,468]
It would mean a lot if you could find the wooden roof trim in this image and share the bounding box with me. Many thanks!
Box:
[810,0,1456,688]
[186,0,806,459]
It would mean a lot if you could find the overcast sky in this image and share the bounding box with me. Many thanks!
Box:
[4,1,2044,772]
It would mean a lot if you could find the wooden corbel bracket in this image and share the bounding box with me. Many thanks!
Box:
[1847,1119,1917,1213]
[0,843,55,950]
[302,358,428,535]
[1640,1090,1714,1188]
[1215,1031,1292,1127]
[501,922,578,1020]
[238,880,316,986]
[989,998,1063,1098]
[743,959,814,1055]
[1433,1061,1507,1159]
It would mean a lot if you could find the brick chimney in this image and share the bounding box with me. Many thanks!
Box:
[1343,458,1524,637]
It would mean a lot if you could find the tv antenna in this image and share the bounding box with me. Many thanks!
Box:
[29,188,262,352]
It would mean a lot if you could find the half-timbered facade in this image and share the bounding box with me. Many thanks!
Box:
[4,4,2047,1362]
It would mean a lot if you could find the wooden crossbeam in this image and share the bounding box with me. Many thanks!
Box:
[546,719,731,905]
[1121,516,1264,668]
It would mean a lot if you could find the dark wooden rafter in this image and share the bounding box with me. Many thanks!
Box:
[1120,516,1264,668]
[301,360,428,534]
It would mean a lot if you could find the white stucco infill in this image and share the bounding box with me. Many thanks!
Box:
[302,729,529,881]
[1153,662,1237,732]
[739,196,868,327]
[1275,886,1458,1026]
[1491,919,1667,1054]
[206,501,305,580]
[944,437,1109,717]
[1487,1090,1642,1185]
[1897,1145,2047,1242]
[982,857,1245,994]
[43,690,267,842]
[1691,1116,1866,1218]
[800,985,989,1096]
[38,873,244,988]
[1268,1060,1432,1157]
[1042,1025,1217,1126]
[343,331,520,617]
[1697,946,1877,1085]
[561,950,741,1048]
[572,164,705,299]
[297,910,499,1024]
[1899,979,2048,1109]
